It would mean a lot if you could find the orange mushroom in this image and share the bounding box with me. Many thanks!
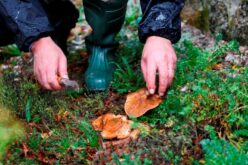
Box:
[92,114,132,140]
[124,88,162,117]
[92,113,116,131]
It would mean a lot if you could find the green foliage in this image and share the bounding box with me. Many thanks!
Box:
[137,36,247,162]
[215,33,223,43]
[0,75,66,124]
[0,108,24,160]
[0,44,22,57]
[27,129,41,151]
[78,120,99,147]
[112,57,144,93]
[0,74,101,163]
[112,42,145,93]
[25,96,31,123]
[141,37,247,127]
[201,138,248,165]
[210,40,239,62]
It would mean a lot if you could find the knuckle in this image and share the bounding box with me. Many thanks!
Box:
[159,87,166,92]
[159,87,166,93]
[160,73,167,79]
[160,71,167,76]
[142,57,147,62]
[44,85,51,90]
[159,82,167,87]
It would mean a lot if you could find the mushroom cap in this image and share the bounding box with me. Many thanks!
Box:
[92,113,116,131]
[124,88,162,117]
[116,122,131,139]
[101,130,117,140]
[92,113,132,140]
[103,117,124,132]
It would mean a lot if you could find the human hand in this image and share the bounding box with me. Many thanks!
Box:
[141,36,177,96]
[31,37,68,90]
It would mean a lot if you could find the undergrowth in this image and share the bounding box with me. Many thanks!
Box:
[0,75,100,164]
[0,6,247,162]
[112,34,248,163]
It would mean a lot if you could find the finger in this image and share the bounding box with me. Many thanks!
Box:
[40,70,52,90]
[146,60,157,94]
[141,60,147,83]
[167,53,176,86]
[58,55,68,79]
[47,73,62,90]
[158,62,168,96]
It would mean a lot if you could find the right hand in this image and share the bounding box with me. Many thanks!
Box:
[31,37,68,90]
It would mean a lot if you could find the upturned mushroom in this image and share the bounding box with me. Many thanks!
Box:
[124,88,162,117]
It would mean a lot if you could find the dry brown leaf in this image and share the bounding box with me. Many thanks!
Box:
[124,88,162,117]
[41,131,53,139]
[92,114,132,140]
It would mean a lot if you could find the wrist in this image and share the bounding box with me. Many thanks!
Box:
[146,36,172,45]
[30,36,53,54]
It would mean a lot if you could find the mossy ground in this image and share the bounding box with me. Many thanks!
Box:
[0,4,247,164]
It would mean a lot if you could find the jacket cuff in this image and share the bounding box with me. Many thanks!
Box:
[18,28,54,52]
[138,24,181,44]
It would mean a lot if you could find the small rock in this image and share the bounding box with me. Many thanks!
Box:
[14,78,20,82]
[220,40,227,45]
[239,46,247,54]
[180,86,188,92]
[244,56,248,66]
[13,65,21,70]
[245,50,248,56]
[225,54,242,66]
[1,65,8,70]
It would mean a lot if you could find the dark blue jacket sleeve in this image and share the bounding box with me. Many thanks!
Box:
[0,0,54,51]
[139,0,185,44]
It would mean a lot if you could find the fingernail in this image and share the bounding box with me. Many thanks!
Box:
[149,89,155,95]
[159,92,164,97]
[61,75,69,79]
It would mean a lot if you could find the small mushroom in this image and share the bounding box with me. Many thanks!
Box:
[124,88,162,117]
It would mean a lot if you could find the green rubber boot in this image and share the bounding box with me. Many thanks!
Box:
[83,0,128,91]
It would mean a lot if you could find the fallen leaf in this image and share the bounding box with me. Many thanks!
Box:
[54,110,69,122]
[22,142,29,158]
[41,131,53,139]
[124,88,162,117]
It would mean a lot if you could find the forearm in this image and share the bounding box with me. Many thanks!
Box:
[0,0,54,51]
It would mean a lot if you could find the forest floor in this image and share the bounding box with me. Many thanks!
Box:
[0,4,248,165]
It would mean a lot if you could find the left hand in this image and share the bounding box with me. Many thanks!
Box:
[141,36,177,96]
